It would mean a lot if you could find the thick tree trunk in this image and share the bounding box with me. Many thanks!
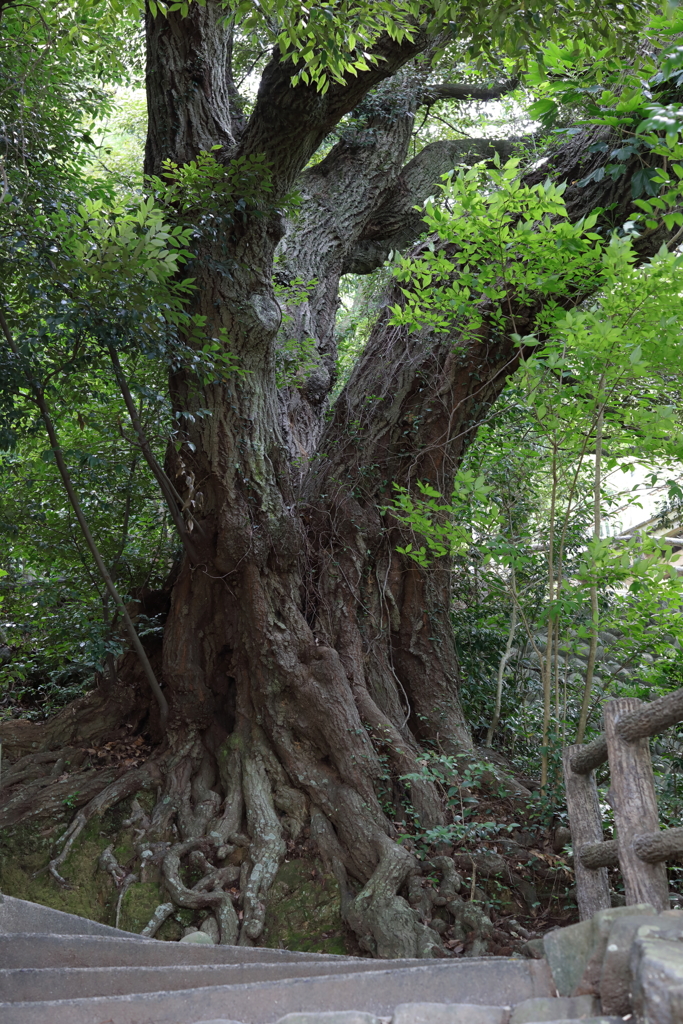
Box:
[0,0,676,957]
[137,2,447,955]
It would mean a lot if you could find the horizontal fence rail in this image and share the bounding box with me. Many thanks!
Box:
[563,692,683,920]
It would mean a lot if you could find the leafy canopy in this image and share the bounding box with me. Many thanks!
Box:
[132,0,654,92]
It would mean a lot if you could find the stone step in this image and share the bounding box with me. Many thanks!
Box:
[510,994,600,1023]
[0,894,143,938]
[390,1003,510,1024]
[0,957,437,1002]
[189,1015,625,1024]
[0,957,553,1024]
[0,932,352,969]
[271,1009,511,1024]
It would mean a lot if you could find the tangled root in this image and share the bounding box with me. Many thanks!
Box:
[23,727,291,947]
[2,707,500,959]
[47,763,161,886]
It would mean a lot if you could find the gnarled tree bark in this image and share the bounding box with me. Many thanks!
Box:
[0,0,676,957]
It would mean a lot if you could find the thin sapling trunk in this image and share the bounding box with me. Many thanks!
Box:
[576,398,604,744]
[0,309,169,730]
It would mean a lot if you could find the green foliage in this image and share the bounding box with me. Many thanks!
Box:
[525,8,683,134]
[47,195,194,289]
[399,752,519,855]
[0,2,142,209]
[388,134,683,802]
[137,0,652,94]
[273,272,320,388]
[522,6,683,231]
[0,16,197,711]
[85,88,148,194]
[389,155,605,339]
[0,386,176,718]
[152,148,274,220]
[393,473,492,566]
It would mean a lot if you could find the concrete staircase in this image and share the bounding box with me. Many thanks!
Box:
[0,894,625,1024]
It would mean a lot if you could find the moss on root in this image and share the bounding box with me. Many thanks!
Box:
[1,797,350,952]
[261,858,349,955]
[0,815,118,925]
[117,881,163,933]
[0,792,146,928]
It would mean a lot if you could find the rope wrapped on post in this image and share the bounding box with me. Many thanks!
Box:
[579,828,683,867]
[566,687,683,914]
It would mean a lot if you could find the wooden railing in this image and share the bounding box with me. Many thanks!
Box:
[563,692,683,920]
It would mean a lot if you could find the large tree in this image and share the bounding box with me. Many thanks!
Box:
[1,0,679,956]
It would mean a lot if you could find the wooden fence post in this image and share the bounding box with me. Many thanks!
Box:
[603,698,669,911]
[563,745,611,919]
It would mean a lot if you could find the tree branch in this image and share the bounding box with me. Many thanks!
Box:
[108,346,201,562]
[420,78,519,105]
[343,137,519,275]
[302,124,679,756]
[235,29,434,194]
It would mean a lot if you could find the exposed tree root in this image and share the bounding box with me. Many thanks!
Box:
[140,901,175,938]
[161,837,240,944]
[99,846,139,930]
[0,616,536,959]
[346,834,442,958]
[46,763,161,886]
[239,745,287,943]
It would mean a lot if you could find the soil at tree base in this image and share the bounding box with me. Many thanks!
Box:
[0,775,580,955]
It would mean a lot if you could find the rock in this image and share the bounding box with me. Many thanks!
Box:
[512,831,538,849]
[543,904,655,996]
[179,930,215,944]
[430,856,463,900]
[509,994,600,1023]
[631,931,683,1024]
[600,910,683,1015]
[275,1015,382,1024]
[552,827,571,854]
[448,900,493,956]
[199,914,220,944]
[520,938,545,959]
[392,1004,508,1024]
[575,905,660,998]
